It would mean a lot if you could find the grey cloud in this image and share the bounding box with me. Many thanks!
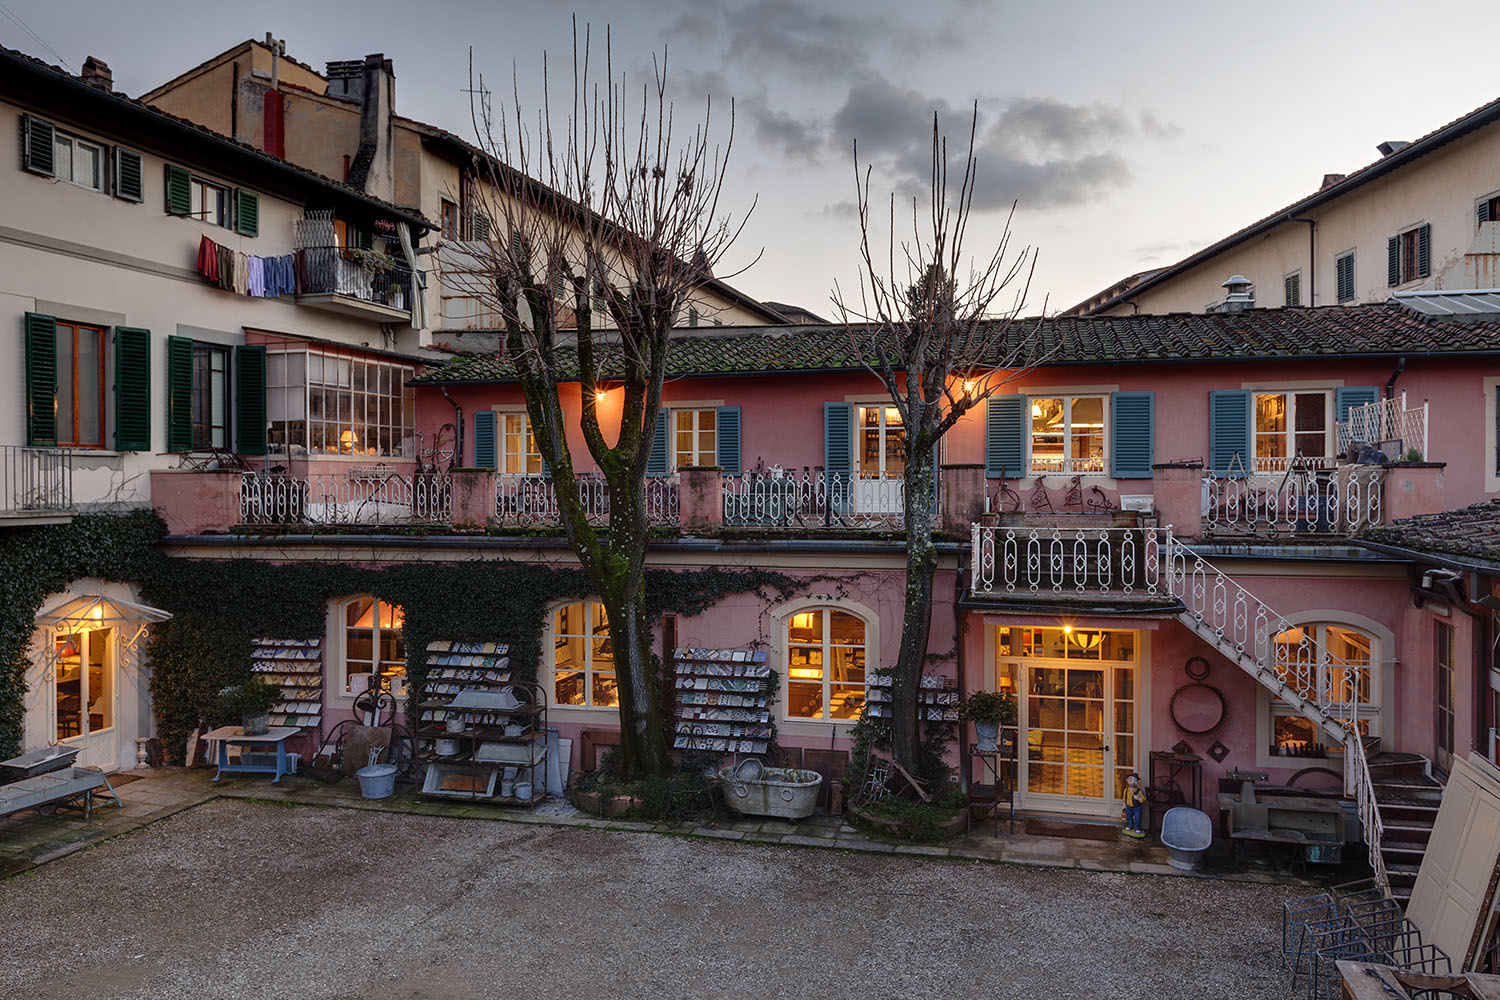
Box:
[991,98,1134,155]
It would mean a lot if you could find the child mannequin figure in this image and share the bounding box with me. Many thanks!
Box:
[1121,773,1147,838]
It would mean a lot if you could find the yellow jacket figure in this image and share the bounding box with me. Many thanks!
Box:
[1122,773,1147,838]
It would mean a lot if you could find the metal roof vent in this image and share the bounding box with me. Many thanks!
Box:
[1215,275,1255,313]
[1377,140,1410,157]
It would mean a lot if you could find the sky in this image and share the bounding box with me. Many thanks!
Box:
[6,0,1500,317]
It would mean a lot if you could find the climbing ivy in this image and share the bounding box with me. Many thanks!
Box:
[0,510,816,762]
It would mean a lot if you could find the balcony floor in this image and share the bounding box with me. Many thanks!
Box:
[294,293,411,322]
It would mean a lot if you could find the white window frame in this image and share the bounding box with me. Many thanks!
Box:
[332,596,406,700]
[670,407,718,470]
[1028,394,1109,476]
[547,599,618,711]
[1252,388,1333,471]
[855,404,905,478]
[265,346,417,459]
[190,176,230,227]
[782,605,870,723]
[498,409,544,476]
[1259,616,1390,768]
[52,132,105,192]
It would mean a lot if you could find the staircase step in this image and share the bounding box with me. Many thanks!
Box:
[1380,842,1427,861]
[1382,822,1434,843]
[1367,753,1434,780]
[1386,861,1422,878]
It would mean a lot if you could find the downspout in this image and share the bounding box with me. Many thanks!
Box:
[439,387,464,465]
[955,543,969,794]
[230,61,239,138]
[1386,356,1406,400]
[1293,217,1317,304]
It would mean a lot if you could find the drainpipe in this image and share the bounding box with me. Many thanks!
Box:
[230,61,239,138]
[1293,217,1317,304]
[439,387,464,465]
[955,544,969,794]
[1385,356,1406,400]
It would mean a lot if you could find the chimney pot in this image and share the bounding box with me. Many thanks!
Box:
[81,56,113,92]
[1377,140,1410,157]
[1320,172,1347,190]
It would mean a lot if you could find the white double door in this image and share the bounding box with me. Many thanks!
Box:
[51,626,118,769]
[1016,658,1138,817]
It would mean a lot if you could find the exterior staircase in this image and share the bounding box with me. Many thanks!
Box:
[1366,752,1444,903]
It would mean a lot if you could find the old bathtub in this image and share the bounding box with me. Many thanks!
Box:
[718,766,823,820]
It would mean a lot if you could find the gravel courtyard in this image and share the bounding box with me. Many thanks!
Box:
[0,799,1300,1000]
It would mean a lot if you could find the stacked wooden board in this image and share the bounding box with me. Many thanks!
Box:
[250,638,323,730]
[672,647,772,754]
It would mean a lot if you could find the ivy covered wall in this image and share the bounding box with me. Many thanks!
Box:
[1,511,802,760]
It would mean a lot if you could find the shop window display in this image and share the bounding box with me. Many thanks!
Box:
[552,601,618,708]
[343,597,405,696]
[785,608,866,721]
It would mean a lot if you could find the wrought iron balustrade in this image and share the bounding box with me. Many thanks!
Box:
[969,525,1164,596]
[1201,468,1382,537]
[721,469,907,528]
[240,472,449,525]
[0,445,73,514]
[493,474,680,528]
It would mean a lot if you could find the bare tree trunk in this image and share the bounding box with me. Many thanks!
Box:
[890,444,937,777]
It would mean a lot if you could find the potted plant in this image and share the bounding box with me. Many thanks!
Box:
[961,690,1017,753]
[220,677,280,736]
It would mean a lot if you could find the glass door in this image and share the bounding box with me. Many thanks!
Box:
[997,626,1139,816]
[53,627,115,767]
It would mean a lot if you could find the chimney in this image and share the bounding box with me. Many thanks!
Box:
[1215,274,1255,313]
[342,54,395,202]
[80,56,112,92]
[1320,173,1346,190]
[1377,140,1410,157]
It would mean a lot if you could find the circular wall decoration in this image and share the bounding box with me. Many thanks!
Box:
[1184,656,1211,681]
[1170,682,1227,735]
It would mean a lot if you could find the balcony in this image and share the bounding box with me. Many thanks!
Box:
[970,524,1169,600]
[293,246,416,322]
[0,445,74,524]
[1200,467,1382,539]
[240,471,449,526]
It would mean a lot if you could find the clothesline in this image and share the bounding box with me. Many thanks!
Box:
[196,236,296,298]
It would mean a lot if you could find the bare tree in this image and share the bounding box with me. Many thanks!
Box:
[462,26,750,778]
[831,109,1052,781]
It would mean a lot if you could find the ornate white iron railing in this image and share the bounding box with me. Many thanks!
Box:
[492,474,680,528]
[1338,391,1428,461]
[1201,468,1382,536]
[241,472,450,525]
[969,525,1164,596]
[722,470,907,528]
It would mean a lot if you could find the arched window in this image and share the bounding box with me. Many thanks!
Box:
[1271,621,1380,754]
[341,597,405,696]
[785,607,867,721]
[551,601,617,709]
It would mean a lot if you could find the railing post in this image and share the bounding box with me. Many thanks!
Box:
[1151,462,1203,539]
[679,466,723,532]
[940,464,986,536]
[448,468,494,529]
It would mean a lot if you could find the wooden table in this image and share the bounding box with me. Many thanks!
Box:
[1337,961,1500,999]
[203,726,300,783]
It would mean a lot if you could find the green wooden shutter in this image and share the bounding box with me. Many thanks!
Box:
[20,115,55,176]
[472,409,497,468]
[1110,391,1154,479]
[824,402,853,513]
[1387,235,1400,287]
[1337,253,1355,303]
[164,164,191,216]
[1284,273,1300,307]
[646,413,669,477]
[984,395,1026,478]
[113,327,151,451]
[1335,385,1379,425]
[1417,223,1432,278]
[715,405,741,474]
[165,336,194,451]
[236,345,267,455]
[1209,389,1252,473]
[234,189,259,237]
[24,312,58,447]
[114,148,144,202]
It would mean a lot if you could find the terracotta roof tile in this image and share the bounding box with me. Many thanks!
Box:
[1362,499,1500,568]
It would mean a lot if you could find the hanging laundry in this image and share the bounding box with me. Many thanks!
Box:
[216,245,233,291]
[248,256,265,297]
[196,236,220,283]
[233,253,250,295]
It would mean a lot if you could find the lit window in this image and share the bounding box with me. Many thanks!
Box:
[54,321,105,449]
[265,348,416,458]
[672,408,717,469]
[190,177,229,227]
[1253,391,1329,471]
[857,406,905,477]
[785,608,866,721]
[501,412,544,475]
[52,133,104,192]
[1270,622,1380,754]
[1030,396,1106,474]
[342,597,405,696]
[551,601,617,708]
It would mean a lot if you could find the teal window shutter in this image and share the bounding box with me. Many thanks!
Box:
[236,345,267,455]
[164,165,191,216]
[472,410,497,468]
[824,402,853,513]
[1110,391,1154,479]
[715,405,741,474]
[234,189,260,237]
[114,148,144,203]
[21,115,55,176]
[1387,236,1400,287]
[1335,385,1379,425]
[165,336,194,451]
[1208,390,1252,473]
[1480,200,1492,226]
[1416,223,1431,278]
[24,312,58,447]
[984,395,1025,478]
[646,413,669,477]
[113,327,151,451]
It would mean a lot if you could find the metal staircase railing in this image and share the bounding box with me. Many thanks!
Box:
[1161,530,1389,892]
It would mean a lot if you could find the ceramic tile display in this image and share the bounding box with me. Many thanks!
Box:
[671,647,772,754]
[415,641,512,728]
[864,673,959,721]
[250,637,323,730]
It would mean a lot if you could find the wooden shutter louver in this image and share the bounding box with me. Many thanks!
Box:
[1208,389,1252,473]
[823,402,853,514]
[20,114,55,176]
[1480,200,1493,226]
[113,327,151,451]
[1336,386,1379,426]
[165,336,194,451]
[1110,391,1154,479]
[1417,223,1432,278]
[984,395,1026,478]
[24,312,58,447]
[1284,273,1301,307]
[472,409,497,469]
[1337,253,1355,303]
[236,345,267,455]
[646,413,670,477]
[114,148,144,202]
[716,405,741,475]
[234,189,259,237]
[164,164,191,215]
[1387,235,1400,287]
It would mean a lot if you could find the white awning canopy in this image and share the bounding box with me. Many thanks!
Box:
[34,594,172,629]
